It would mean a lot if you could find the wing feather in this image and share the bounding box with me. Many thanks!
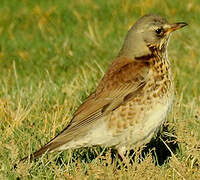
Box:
[21,57,150,161]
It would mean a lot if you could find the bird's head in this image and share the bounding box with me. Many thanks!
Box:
[119,14,188,59]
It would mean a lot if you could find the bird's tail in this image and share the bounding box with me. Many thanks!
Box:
[19,133,67,162]
[20,141,58,162]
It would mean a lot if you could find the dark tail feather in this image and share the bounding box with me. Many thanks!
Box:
[19,123,73,162]
[20,141,61,162]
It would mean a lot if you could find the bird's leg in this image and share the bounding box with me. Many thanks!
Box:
[117,147,130,167]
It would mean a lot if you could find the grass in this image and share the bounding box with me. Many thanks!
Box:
[0,0,199,179]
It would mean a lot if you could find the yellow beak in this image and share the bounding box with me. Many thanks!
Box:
[167,22,188,33]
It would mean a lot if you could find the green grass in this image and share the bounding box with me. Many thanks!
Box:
[0,0,199,179]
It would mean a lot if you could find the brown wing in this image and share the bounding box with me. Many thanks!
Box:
[21,57,150,161]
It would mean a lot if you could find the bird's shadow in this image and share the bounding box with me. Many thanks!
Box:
[140,124,179,166]
[55,124,179,167]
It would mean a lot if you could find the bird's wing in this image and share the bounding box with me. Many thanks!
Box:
[22,56,150,161]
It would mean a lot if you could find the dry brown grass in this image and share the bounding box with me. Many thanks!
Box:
[0,0,199,179]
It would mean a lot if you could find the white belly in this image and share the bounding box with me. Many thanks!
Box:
[127,102,170,146]
[57,99,173,151]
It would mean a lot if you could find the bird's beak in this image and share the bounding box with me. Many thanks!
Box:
[166,22,188,33]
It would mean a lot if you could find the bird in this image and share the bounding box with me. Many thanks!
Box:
[20,14,187,162]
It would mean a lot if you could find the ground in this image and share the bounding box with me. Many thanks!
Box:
[0,0,199,179]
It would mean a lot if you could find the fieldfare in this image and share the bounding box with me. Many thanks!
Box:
[20,14,187,162]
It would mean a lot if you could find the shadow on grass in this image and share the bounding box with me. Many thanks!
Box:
[141,124,179,166]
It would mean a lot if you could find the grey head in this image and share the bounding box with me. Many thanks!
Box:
[118,14,187,59]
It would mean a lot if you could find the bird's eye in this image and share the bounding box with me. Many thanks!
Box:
[155,28,162,34]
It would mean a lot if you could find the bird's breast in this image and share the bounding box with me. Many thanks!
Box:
[105,57,174,147]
